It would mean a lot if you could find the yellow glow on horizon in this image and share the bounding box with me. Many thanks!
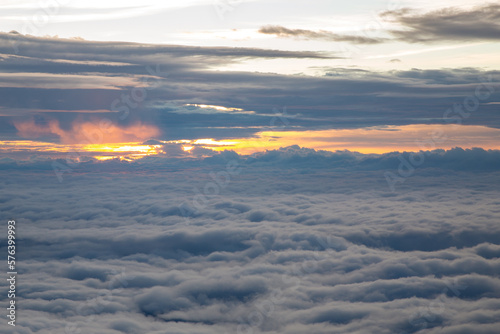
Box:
[93,156,117,161]
[193,138,237,146]
[203,124,500,154]
[2,124,500,161]
[82,143,162,153]
[0,141,163,161]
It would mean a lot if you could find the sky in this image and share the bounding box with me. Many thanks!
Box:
[0,0,499,160]
[1,1,500,333]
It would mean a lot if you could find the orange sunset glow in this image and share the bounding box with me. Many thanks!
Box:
[7,118,163,161]
[14,118,161,144]
[0,140,163,161]
[203,124,500,155]
[7,123,500,161]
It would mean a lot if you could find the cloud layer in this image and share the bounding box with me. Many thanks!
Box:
[1,32,499,148]
[1,147,500,333]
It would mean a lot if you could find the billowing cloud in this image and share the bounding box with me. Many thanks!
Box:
[1,146,500,333]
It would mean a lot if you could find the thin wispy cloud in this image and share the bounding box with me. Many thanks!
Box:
[366,42,486,59]
[258,25,386,44]
[0,0,243,22]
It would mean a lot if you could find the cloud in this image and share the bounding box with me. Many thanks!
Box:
[0,32,332,67]
[2,143,500,333]
[259,4,500,45]
[13,117,160,144]
[383,3,500,43]
[2,151,500,333]
[0,32,499,148]
[1,3,499,332]
[258,25,386,44]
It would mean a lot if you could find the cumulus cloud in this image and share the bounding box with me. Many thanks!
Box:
[1,146,500,333]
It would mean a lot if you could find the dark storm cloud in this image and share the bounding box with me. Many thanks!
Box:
[258,25,386,44]
[382,3,500,43]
